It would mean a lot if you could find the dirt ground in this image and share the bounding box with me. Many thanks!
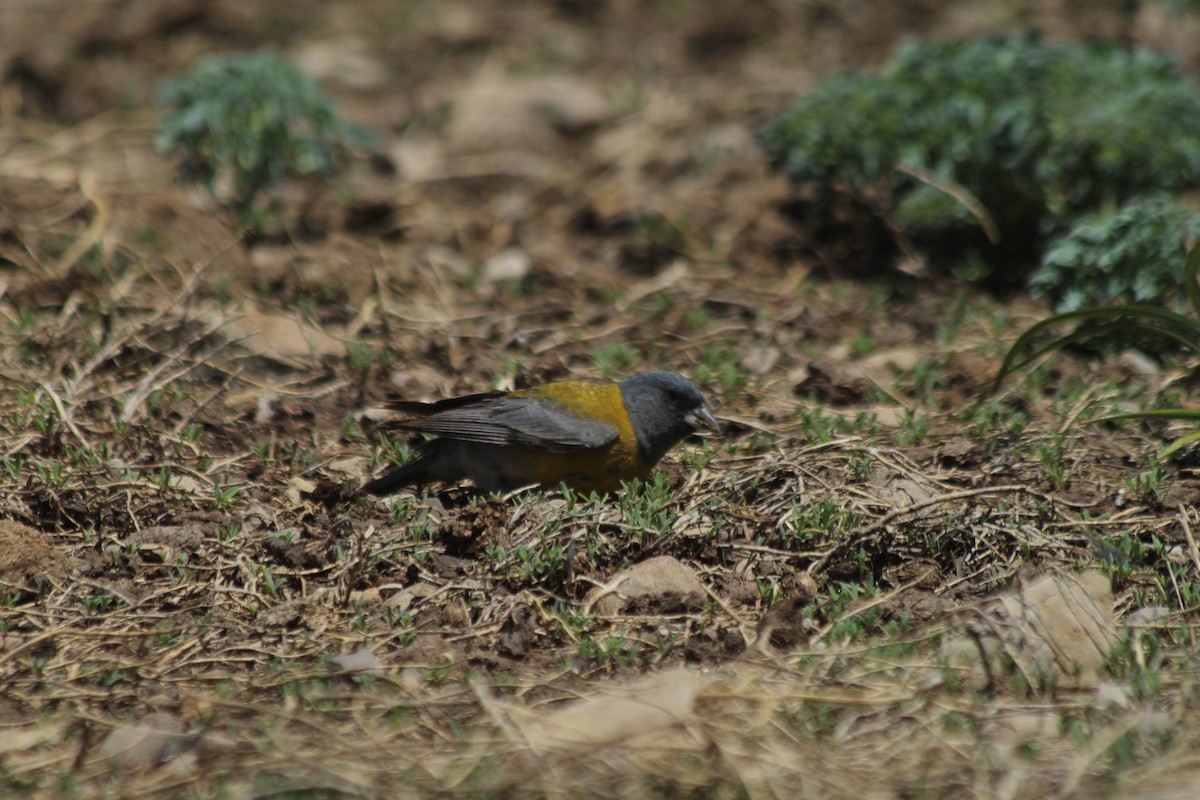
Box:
[4,1,1200,797]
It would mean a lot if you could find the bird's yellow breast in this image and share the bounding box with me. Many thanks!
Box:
[509,381,648,491]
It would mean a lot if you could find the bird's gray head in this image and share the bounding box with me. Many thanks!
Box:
[619,371,719,466]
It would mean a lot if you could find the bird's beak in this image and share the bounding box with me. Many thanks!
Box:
[685,405,721,434]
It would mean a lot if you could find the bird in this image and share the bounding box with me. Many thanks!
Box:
[362,370,719,495]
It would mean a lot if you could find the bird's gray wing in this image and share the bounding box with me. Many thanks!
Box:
[391,396,618,452]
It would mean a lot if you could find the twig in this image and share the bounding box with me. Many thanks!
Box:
[809,484,1031,573]
[894,162,1000,244]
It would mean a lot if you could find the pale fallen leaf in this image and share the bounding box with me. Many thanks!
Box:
[0,722,66,756]
[286,476,317,505]
[859,346,922,373]
[254,390,277,424]
[169,474,203,494]
[219,306,346,363]
[93,711,187,769]
[868,467,936,506]
[386,582,438,610]
[483,248,532,283]
[348,587,382,606]
[943,571,1116,691]
[326,456,370,477]
[330,646,386,677]
[519,668,704,750]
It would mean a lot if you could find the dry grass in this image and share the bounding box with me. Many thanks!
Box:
[4,1,1200,797]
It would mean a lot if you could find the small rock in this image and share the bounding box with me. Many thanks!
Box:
[483,249,532,283]
[1126,606,1171,625]
[587,555,706,615]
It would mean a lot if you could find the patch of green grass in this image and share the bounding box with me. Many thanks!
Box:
[489,357,526,391]
[1125,458,1168,502]
[372,435,416,471]
[680,440,717,471]
[81,591,119,615]
[633,211,689,253]
[213,483,241,510]
[250,439,316,469]
[215,523,241,544]
[34,461,68,489]
[757,578,784,607]
[617,472,678,542]
[386,608,416,646]
[796,405,880,443]
[692,345,749,395]
[893,408,930,446]
[848,454,876,481]
[960,395,1029,448]
[423,655,457,687]
[777,498,865,548]
[722,430,774,456]
[346,339,376,374]
[512,527,569,581]
[256,565,286,596]
[591,343,641,377]
[818,580,880,642]
[548,600,595,641]
[849,333,880,358]
[682,304,714,332]
[577,632,644,670]
[903,354,949,405]
[648,290,674,318]
[1098,526,1200,616]
[997,244,1200,459]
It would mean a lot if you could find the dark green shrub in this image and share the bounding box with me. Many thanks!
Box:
[763,36,1200,277]
[1031,196,1200,312]
[157,51,366,220]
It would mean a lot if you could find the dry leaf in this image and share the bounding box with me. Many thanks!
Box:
[93,712,187,769]
[944,571,1116,691]
[520,668,704,750]
[331,646,386,677]
[219,306,346,363]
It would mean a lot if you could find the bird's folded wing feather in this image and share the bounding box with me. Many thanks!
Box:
[389,396,618,452]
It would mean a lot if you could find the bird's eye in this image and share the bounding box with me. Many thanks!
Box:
[665,390,682,404]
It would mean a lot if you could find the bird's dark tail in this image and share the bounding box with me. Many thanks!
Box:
[361,457,434,496]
